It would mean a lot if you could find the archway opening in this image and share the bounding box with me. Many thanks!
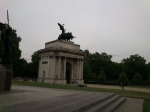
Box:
[66,62,71,84]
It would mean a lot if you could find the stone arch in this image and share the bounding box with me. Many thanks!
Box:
[38,40,84,84]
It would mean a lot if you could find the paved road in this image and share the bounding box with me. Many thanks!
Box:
[0,85,144,112]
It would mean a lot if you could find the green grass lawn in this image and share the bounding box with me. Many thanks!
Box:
[12,80,150,112]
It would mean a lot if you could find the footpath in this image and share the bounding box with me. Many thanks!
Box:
[86,84,150,93]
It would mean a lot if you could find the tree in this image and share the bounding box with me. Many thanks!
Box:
[83,50,120,82]
[0,24,22,76]
[26,51,39,78]
[31,51,39,63]
[83,50,150,85]
[110,62,122,80]
[83,61,92,81]
[132,73,143,85]
[146,77,150,85]
[117,72,129,84]
[88,52,112,78]
[13,58,28,77]
[0,26,22,60]
[121,54,147,81]
[91,73,97,83]
[0,22,6,30]
[31,51,39,76]
[84,49,91,62]
[98,71,106,83]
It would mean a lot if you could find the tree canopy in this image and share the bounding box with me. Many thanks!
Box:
[24,51,39,78]
[83,50,150,85]
[132,73,143,85]
[0,25,22,77]
[121,54,148,81]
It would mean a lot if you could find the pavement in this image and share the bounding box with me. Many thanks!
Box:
[0,84,144,112]
[115,98,144,112]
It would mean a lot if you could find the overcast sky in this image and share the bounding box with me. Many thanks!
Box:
[0,0,150,63]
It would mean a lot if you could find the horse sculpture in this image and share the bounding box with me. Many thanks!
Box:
[57,23,76,41]
[58,32,76,41]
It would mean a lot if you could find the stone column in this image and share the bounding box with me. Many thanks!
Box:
[71,59,75,80]
[81,59,83,80]
[77,59,79,79]
[70,60,73,83]
[79,59,82,79]
[58,56,61,79]
[48,56,52,79]
[52,56,56,79]
[73,59,76,80]
[79,59,81,79]
[55,56,59,79]
[63,57,66,79]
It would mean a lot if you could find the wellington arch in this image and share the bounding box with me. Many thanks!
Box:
[37,40,84,84]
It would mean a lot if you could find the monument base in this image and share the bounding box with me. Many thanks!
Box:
[37,78,67,84]
[76,80,84,84]
[37,78,84,84]
[0,64,13,92]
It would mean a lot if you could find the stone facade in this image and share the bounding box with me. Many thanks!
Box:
[37,40,84,84]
